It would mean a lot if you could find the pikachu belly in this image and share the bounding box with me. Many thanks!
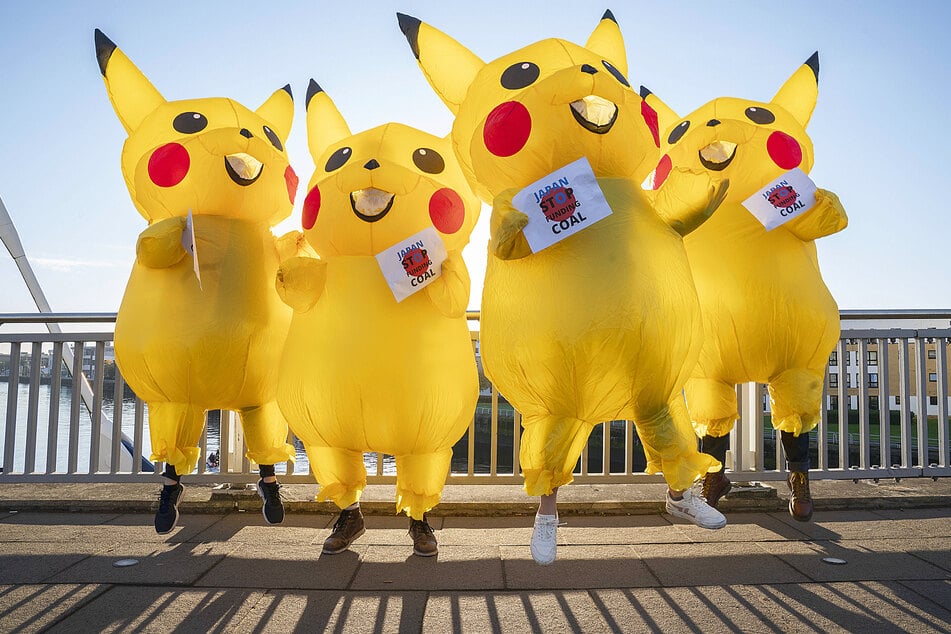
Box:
[480,179,701,422]
[684,202,840,382]
[278,257,478,455]
[115,224,290,408]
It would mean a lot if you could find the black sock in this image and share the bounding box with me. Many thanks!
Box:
[259,464,276,479]
[162,464,180,484]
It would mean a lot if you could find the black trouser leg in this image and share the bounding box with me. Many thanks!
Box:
[162,464,180,482]
[259,464,276,478]
[781,430,811,472]
[700,433,730,473]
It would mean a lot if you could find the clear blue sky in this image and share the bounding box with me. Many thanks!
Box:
[1,0,948,314]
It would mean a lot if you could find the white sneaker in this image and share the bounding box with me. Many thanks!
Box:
[530,513,559,565]
[666,488,727,529]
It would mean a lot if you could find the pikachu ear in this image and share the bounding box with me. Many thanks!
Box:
[584,10,627,78]
[639,86,679,148]
[256,85,294,144]
[305,80,352,164]
[95,29,165,134]
[397,13,484,115]
[771,52,819,128]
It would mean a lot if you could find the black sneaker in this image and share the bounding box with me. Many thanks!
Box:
[256,479,285,525]
[155,482,184,534]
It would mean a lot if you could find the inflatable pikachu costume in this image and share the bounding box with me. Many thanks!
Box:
[95,30,299,475]
[276,82,480,520]
[645,53,848,442]
[399,12,723,494]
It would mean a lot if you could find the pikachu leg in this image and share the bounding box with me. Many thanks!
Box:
[767,368,825,436]
[684,377,739,439]
[147,401,205,476]
[394,449,453,520]
[307,445,367,510]
[637,401,720,491]
[519,415,596,497]
[239,400,296,467]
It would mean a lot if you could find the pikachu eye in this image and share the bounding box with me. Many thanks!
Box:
[325,147,352,172]
[668,120,690,145]
[500,62,540,90]
[601,60,630,87]
[412,148,444,174]
[173,112,207,134]
[745,107,775,125]
[262,125,283,151]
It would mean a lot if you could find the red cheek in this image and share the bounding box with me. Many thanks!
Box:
[766,131,802,170]
[641,100,660,148]
[284,165,299,205]
[652,154,672,190]
[483,101,532,157]
[148,143,189,187]
[302,185,320,230]
[429,188,465,234]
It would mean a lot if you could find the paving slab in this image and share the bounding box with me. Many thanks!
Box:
[188,512,333,544]
[0,542,106,584]
[352,545,504,591]
[768,538,951,582]
[558,514,693,546]
[500,545,656,590]
[44,586,265,634]
[671,511,812,543]
[633,541,809,586]
[424,591,610,632]
[437,515,535,546]
[897,579,951,612]
[0,511,121,541]
[0,583,108,633]
[232,590,428,633]
[196,542,367,590]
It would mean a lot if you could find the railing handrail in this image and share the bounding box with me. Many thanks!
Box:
[0,313,118,325]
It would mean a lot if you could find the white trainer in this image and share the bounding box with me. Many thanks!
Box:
[666,488,727,529]
[530,513,559,565]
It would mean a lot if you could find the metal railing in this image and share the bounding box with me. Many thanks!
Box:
[1,311,949,485]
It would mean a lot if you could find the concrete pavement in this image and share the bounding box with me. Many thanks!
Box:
[0,479,949,632]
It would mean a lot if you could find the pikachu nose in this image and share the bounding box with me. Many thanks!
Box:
[580,64,598,75]
[364,159,381,170]
[239,128,253,138]
[706,119,721,127]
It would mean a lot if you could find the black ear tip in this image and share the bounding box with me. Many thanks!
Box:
[397,12,422,59]
[281,84,293,100]
[805,51,819,80]
[602,9,617,23]
[639,85,652,99]
[94,28,117,76]
[306,79,324,110]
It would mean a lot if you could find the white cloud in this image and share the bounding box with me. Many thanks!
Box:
[33,257,127,272]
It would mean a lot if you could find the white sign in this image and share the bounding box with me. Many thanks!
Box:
[180,209,202,289]
[742,168,818,231]
[512,156,613,252]
[375,226,447,302]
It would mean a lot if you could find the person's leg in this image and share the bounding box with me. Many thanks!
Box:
[309,446,367,554]
[155,463,185,535]
[698,432,732,508]
[256,463,284,525]
[782,430,813,521]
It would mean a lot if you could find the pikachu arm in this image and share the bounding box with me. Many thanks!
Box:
[651,168,730,237]
[783,188,849,241]
[425,250,470,318]
[274,230,315,261]
[136,216,188,269]
[275,256,327,313]
[489,189,532,260]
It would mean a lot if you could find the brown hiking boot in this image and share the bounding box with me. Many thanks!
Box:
[787,471,814,522]
[701,471,732,509]
[322,507,365,554]
[409,515,438,557]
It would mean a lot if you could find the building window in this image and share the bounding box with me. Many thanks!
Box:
[930,396,939,406]
[895,395,901,406]
[830,395,838,409]
[929,349,937,359]
[829,374,838,388]
[869,373,879,388]
[930,373,938,382]
[867,350,878,366]
[829,351,838,366]
[869,395,879,410]
[846,373,851,388]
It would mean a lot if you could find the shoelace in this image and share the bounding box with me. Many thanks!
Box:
[333,511,357,532]
[411,520,434,536]
[790,473,811,497]
[260,482,282,502]
[158,486,176,513]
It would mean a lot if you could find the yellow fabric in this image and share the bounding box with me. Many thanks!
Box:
[97,32,299,472]
[276,87,481,520]
[404,13,721,492]
[648,55,848,438]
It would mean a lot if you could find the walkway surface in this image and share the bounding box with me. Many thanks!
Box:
[0,479,949,632]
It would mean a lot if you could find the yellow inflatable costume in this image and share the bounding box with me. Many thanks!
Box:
[96,30,300,475]
[399,12,724,494]
[644,53,848,440]
[276,81,481,520]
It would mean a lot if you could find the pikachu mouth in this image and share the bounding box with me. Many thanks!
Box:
[350,187,395,223]
[698,141,737,171]
[225,153,264,186]
[570,95,618,134]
